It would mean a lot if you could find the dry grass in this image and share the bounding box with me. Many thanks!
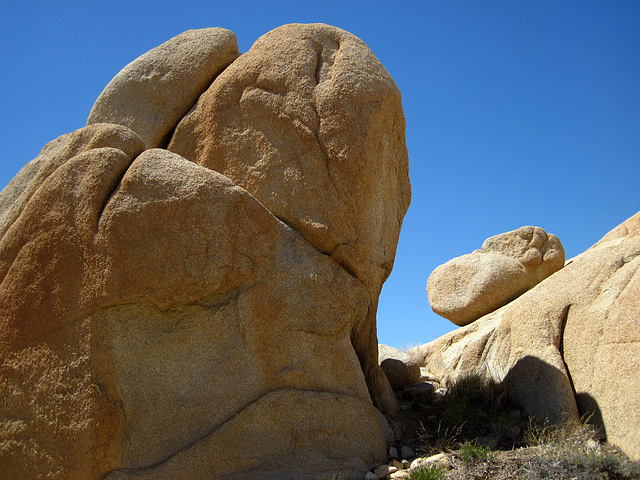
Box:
[413,374,640,480]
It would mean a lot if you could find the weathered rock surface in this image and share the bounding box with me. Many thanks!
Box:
[168,23,411,413]
[0,124,145,480]
[0,128,388,479]
[378,345,421,391]
[562,211,640,461]
[87,28,239,149]
[427,226,564,326]
[1,23,410,480]
[414,212,640,460]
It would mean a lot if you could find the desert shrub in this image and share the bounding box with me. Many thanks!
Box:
[524,416,601,453]
[522,417,640,480]
[417,421,463,455]
[458,441,493,463]
[521,450,640,480]
[435,374,523,447]
[405,464,446,480]
[411,374,640,479]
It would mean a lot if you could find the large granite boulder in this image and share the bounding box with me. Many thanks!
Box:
[0,23,411,480]
[167,23,411,413]
[427,226,565,326]
[414,212,640,460]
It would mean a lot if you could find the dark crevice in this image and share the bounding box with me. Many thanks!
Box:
[96,154,141,231]
[559,304,576,396]
[160,52,242,151]
[314,50,322,86]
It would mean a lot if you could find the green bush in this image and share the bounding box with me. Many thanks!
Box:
[405,464,446,480]
[458,441,493,463]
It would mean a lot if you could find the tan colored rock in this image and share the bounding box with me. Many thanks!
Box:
[375,464,398,478]
[0,123,144,240]
[409,453,450,470]
[87,28,239,149]
[427,226,564,326]
[168,23,410,414]
[0,125,145,480]
[414,212,640,460]
[0,130,390,478]
[378,345,421,391]
[562,212,640,461]
[389,470,410,479]
[2,23,410,478]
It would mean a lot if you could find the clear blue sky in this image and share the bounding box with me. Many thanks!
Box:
[2,1,639,348]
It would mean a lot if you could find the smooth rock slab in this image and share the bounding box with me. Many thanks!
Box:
[0,128,388,479]
[1,23,411,479]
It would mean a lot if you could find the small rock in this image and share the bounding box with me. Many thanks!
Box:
[389,470,410,479]
[391,459,404,469]
[365,472,379,480]
[375,464,398,478]
[410,453,448,470]
[432,388,448,406]
[402,460,410,469]
[388,446,398,459]
[403,382,435,404]
[400,445,415,459]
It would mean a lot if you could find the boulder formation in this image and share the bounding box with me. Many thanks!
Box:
[378,345,421,391]
[0,24,411,480]
[427,226,565,326]
[414,212,640,460]
[166,24,411,414]
[87,28,240,149]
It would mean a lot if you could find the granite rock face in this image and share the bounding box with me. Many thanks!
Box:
[427,226,564,326]
[87,28,240,149]
[0,24,411,480]
[415,213,640,460]
[168,23,411,413]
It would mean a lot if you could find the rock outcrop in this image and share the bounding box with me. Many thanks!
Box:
[0,24,411,480]
[167,23,410,414]
[87,28,240,149]
[427,226,565,326]
[415,212,640,460]
[378,345,421,391]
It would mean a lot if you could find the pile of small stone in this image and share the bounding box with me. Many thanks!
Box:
[364,447,451,479]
